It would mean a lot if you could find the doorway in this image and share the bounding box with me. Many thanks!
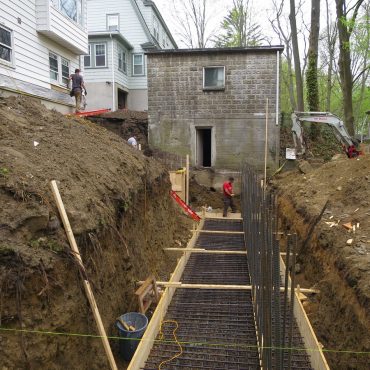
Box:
[118,89,127,109]
[196,128,212,167]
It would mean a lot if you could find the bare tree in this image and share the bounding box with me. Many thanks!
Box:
[170,0,217,48]
[289,0,305,111]
[321,0,338,111]
[269,0,296,111]
[335,0,365,135]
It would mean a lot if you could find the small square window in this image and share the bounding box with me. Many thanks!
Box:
[133,54,144,76]
[107,14,119,31]
[203,67,225,90]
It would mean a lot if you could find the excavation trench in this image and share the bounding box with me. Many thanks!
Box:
[277,194,370,370]
[0,97,192,369]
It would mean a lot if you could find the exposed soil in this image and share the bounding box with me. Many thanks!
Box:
[189,177,241,211]
[0,96,192,369]
[87,110,149,152]
[273,155,370,369]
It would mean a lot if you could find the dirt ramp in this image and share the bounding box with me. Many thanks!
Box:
[274,156,370,369]
[0,96,191,369]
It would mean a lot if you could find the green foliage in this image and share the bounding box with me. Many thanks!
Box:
[0,167,9,177]
[29,238,64,253]
[0,245,14,255]
[306,55,319,111]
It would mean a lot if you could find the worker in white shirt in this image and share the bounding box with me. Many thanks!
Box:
[127,135,138,148]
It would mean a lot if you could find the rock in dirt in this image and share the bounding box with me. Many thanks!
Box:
[298,160,313,174]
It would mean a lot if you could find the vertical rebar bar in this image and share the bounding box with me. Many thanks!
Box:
[287,234,297,370]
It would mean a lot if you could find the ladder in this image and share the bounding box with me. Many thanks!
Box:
[170,190,201,222]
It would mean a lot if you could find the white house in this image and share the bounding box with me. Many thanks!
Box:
[0,0,88,113]
[84,0,177,111]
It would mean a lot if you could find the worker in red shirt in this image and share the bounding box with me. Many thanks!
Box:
[223,177,236,217]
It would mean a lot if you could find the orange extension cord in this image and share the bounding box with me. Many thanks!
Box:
[158,320,183,369]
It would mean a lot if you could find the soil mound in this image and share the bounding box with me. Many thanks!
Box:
[0,96,191,369]
[273,156,370,368]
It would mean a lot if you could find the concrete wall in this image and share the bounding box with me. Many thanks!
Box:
[147,50,281,171]
[128,89,148,111]
[84,82,147,111]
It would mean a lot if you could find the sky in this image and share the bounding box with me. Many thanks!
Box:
[153,0,305,48]
[153,0,334,52]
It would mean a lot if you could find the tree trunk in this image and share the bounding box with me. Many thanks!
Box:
[306,0,321,139]
[306,0,320,112]
[289,0,304,111]
[325,0,336,112]
[335,0,364,135]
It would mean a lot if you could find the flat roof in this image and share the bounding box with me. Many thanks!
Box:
[146,45,284,55]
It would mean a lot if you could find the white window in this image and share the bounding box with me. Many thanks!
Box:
[51,0,83,25]
[49,51,70,86]
[49,52,59,81]
[95,44,106,67]
[85,43,107,68]
[107,14,119,31]
[153,18,159,40]
[0,26,13,64]
[203,66,225,90]
[133,54,144,76]
[84,44,91,67]
[118,49,127,74]
[61,58,70,85]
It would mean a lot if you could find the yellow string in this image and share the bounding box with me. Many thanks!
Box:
[158,320,183,369]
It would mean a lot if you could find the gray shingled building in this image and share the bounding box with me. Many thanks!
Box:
[147,46,283,186]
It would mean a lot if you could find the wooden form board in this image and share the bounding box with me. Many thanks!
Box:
[280,256,330,370]
[138,281,318,294]
[169,170,186,202]
[127,217,205,370]
[164,248,247,255]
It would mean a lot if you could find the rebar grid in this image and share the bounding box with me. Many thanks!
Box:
[241,165,312,369]
[195,233,245,251]
[144,289,260,370]
[203,219,244,232]
[143,213,313,369]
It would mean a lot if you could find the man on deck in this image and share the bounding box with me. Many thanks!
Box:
[223,177,236,217]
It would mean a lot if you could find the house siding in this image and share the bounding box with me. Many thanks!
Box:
[0,0,87,111]
[147,50,281,171]
[87,0,148,92]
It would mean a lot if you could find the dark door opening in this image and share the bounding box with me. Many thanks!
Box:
[118,89,127,109]
[196,128,212,167]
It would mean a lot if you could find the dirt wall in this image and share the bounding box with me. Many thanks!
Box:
[274,157,370,369]
[0,97,191,369]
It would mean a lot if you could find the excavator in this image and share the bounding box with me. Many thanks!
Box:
[291,112,362,158]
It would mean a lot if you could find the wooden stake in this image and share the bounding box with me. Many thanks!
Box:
[50,180,118,370]
[264,98,269,194]
[186,154,190,205]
